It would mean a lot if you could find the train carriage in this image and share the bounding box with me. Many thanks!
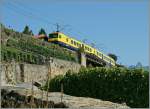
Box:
[38,32,116,66]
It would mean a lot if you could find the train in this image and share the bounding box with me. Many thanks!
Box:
[36,32,116,66]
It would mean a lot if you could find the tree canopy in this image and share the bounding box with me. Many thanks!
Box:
[22,25,34,35]
[108,53,118,62]
[38,28,46,35]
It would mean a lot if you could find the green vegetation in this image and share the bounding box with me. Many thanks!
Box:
[1,45,45,64]
[22,25,34,35]
[44,67,149,108]
[38,28,47,35]
[143,66,149,72]
[1,25,79,64]
[129,62,149,72]
[108,53,117,62]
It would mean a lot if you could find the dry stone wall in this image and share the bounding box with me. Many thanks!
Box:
[1,58,81,86]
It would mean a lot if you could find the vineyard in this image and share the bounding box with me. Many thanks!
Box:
[44,67,149,108]
[1,24,79,64]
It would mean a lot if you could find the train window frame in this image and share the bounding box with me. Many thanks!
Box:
[85,46,87,50]
[74,41,76,46]
[59,35,61,38]
[71,40,73,44]
[66,38,68,42]
[90,48,92,52]
[97,52,99,55]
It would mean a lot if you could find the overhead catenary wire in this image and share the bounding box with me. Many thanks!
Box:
[3,1,71,33]
[3,1,56,33]
[66,25,109,53]
[3,1,111,55]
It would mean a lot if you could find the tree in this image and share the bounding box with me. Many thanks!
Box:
[29,30,34,36]
[22,25,29,34]
[108,53,118,62]
[38,28,46,35]
[22,25,33,35]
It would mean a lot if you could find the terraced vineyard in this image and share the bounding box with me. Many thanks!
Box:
[1,24,79,64]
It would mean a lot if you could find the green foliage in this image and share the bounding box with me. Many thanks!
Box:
[5,38,78,63]
[45,67,149,108]
[108,53,117,62]
[1,25,79,64]
[4,28,12,36]
[1,45,44,64]
[38,28,47,35]
[22,25,33,35]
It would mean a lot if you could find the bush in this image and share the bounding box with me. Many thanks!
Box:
[45,67,149,108]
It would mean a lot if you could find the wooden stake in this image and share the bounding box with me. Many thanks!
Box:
[46,77,49,108]
[31,78,34,108]
[61,83,63,102]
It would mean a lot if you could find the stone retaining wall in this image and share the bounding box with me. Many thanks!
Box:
[1,58,81,86]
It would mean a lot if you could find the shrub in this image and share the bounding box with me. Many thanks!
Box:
[45,67,149,108]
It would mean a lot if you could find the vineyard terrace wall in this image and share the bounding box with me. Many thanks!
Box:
[1,58,81,86]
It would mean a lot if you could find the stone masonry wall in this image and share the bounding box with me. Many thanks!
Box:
[1,58,81,86]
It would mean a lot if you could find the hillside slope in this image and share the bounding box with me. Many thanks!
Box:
[1,24,79,64]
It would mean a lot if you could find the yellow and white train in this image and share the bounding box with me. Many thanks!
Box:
[39,32,115,66]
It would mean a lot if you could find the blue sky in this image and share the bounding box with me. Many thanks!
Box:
[1,0,149,66]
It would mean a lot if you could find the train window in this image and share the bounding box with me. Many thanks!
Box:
[82,44,84,48]
[66,38,68,42]
[74,41,76,45]
[90,48,92,52]
[71,40,73,44]
[49,34,58,38]
[59,35,61,38]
